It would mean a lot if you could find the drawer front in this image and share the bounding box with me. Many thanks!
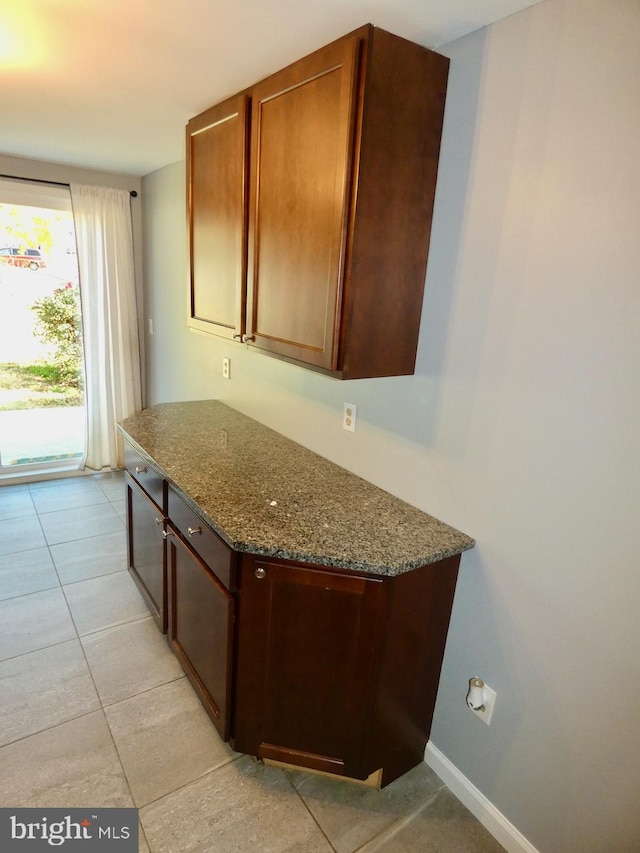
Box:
[168,487,234,591]
[124,442,165,509]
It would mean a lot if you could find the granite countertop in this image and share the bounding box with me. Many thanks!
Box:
[118,401,474,577]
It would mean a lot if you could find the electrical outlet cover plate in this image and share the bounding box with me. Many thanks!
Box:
[222,357,230,380]
[343,402,356,432]
[470,683,496,725]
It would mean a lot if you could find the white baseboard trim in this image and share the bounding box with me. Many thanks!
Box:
[424,742,541,853]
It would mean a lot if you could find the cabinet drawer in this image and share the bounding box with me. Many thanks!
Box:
[168,487,234,591]
[124,443,165,509]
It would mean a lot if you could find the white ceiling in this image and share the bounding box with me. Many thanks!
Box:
[0,0,542,177]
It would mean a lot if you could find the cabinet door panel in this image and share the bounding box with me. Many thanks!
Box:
[126,474,166,632]
[187,94,249,340]
[168,533,234,740]
[247,38,360,369]
[234,558,384,778]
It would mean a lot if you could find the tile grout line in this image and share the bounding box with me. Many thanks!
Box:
[75,610,154,638]
[138,753,245,813]
[0,630,79,667]
[352,788,444,853]
[99,673,187,713]
[0,705,103,752]
[0,579,62,604]
[58,565,131,591]
[282,770,339,852]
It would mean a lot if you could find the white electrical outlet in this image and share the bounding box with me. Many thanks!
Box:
[468,681,497,725]
[148,318,154,335]
[343,402,357,432]
[222,357,230,380]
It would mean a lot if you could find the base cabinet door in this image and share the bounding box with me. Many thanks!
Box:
[167,530,234,741]
[126,473,166,632]
[233,556,384,780]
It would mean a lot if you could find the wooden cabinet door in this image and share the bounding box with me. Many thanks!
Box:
[233,557,384,779]
[126,474,166,632]
[246,36,360,370]
[167,530,234,740]
[187,94,249,340]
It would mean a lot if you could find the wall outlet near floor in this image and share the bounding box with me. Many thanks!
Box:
[343,402,357,432]
[468,681,497,725]
[222,357,230,380]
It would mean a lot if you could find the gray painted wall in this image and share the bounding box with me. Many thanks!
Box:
[141,1,640,850]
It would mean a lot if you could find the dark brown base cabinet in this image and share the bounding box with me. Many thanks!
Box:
[125,473,166,633]
[233,554,460,787]
[232,557,384,780]
[124,443,462,788]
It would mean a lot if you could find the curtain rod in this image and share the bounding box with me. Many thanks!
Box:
[0,173,138,198]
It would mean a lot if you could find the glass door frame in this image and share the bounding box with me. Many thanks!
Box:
[0,177,86,480]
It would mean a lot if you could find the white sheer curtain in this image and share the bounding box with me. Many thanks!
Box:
[71,184,142,470]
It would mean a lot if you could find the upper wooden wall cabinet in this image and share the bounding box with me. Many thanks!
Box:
[187,24,449,379]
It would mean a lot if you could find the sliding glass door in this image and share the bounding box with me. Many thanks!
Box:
[0,177,86,477]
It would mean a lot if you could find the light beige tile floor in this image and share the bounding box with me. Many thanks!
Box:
[0,472,506,853]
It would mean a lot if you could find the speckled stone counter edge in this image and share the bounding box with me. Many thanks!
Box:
[118,401,475,577]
